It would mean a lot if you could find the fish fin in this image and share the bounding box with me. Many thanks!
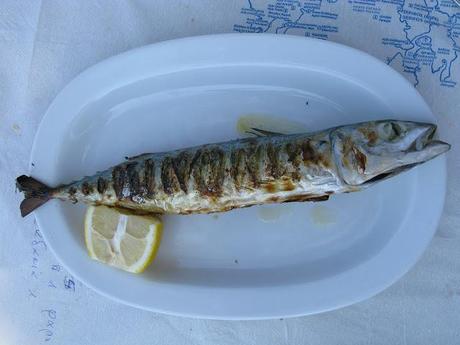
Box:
[246,127,283,137]
[125,153,152,161]
[309,195,330,202]
[20,197,51,218]
[16,175,52,217]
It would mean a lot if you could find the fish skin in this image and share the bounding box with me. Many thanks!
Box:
[18,120,450,217]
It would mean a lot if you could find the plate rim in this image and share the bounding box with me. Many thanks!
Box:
[29,33,447,320]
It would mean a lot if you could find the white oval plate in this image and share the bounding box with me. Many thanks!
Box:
[30,34,446,319]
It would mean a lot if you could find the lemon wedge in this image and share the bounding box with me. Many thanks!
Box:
[84,205,162,273]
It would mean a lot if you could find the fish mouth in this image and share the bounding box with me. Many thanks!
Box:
[364,123,450,184]
[411,123,440,150]
[333,121,451,186]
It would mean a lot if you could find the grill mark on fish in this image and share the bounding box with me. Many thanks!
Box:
[172,152,191,193]
[245,144,262,187]
[266,143,282,179]
[207,148,225,197]
[144,159,155,197]
[302,140,319,165]
[112,165,127,199]
[81,182,93,195]
[126,162,140,197]
[318,141,332,168]
[285,142,302,181]
[191,149,206,195]
[97,177,107,194]
[67,186,78,203]
[301,139,331,169]
[230,148,245,190]
[190,149,201,167]
[191,148,225,197]
[161,157,181,195]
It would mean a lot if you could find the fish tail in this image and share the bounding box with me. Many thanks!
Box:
[16,175,52,217]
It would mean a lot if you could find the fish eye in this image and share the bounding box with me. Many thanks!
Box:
[378,122,404,141]
[390,122,402,136]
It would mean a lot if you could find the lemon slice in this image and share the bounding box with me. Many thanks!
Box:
[84,205,162,273]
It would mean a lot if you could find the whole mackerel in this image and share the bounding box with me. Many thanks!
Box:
[17,120,450,217]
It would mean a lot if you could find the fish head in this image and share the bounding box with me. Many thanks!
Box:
[331,120,450,186]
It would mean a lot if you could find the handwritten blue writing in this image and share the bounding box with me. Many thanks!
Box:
[64,276,75,292]
[40,309,56,342]
[32,239,47,249]
[30,228,47,284]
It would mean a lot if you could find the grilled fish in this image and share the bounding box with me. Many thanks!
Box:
[17,120,450,217]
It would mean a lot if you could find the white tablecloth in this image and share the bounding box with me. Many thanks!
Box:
[1,1,459,344]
